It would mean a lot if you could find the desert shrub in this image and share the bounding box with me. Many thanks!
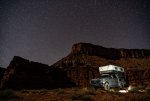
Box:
[39,89,48,94]
[112,91,123,96]
[84,87,96,95]
[138,85,145,90]
[54,88,64,94]
[145,87,150,94]
[72,93,92,101]
[128,87,139,93]
[71,87,93,101]
[0,89,17,100]
[20,89,29,93]
[31,90,40,93]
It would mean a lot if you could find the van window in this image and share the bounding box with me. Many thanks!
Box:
[120,68,123,71]
[100,74,109,78]
[112,74,117,78]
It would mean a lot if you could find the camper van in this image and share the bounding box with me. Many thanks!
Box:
[90,65,126,90]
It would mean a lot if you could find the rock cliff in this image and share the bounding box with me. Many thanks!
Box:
[53,43,150,87]
[0,56,75,89]
[0,67,5,84]
[71,43,150,59]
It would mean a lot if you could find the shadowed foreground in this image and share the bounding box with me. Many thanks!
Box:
[1,88,150,101]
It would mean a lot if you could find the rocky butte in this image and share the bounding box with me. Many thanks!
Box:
[53,43,150,87]
[0,56,75,89]
[1,42,150,89]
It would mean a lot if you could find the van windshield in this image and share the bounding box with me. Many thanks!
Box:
[100,74,109,78]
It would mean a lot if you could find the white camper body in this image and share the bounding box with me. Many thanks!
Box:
[99,65,124,73]
[90,64,127,90]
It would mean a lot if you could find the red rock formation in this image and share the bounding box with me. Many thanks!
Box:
[71,43,150,59]
[0,67,5,84]
[1,43,150,89]
[0,56,75,89]
[53,43,150,87]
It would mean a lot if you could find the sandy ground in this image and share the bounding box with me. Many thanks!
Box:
[1,88,150,101]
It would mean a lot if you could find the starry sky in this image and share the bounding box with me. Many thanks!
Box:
[0,0,150,67]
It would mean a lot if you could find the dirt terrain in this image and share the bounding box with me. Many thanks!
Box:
[1,88,150,101]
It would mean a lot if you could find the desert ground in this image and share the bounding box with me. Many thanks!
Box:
[0,87,150,101]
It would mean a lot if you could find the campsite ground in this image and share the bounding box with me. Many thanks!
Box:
[1,87,150,101]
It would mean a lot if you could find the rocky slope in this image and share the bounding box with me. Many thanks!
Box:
[0,56,75,89]
[0,67,5,84]
[53,43,150,87]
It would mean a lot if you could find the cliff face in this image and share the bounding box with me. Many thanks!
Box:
[0,67,5,84]
[0,56,75,89]
[72,43,150,59]
[53,43,150,87]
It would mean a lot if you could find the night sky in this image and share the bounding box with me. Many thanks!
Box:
[0,0,150,67]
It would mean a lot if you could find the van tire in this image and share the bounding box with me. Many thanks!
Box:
[104,82,110,91]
